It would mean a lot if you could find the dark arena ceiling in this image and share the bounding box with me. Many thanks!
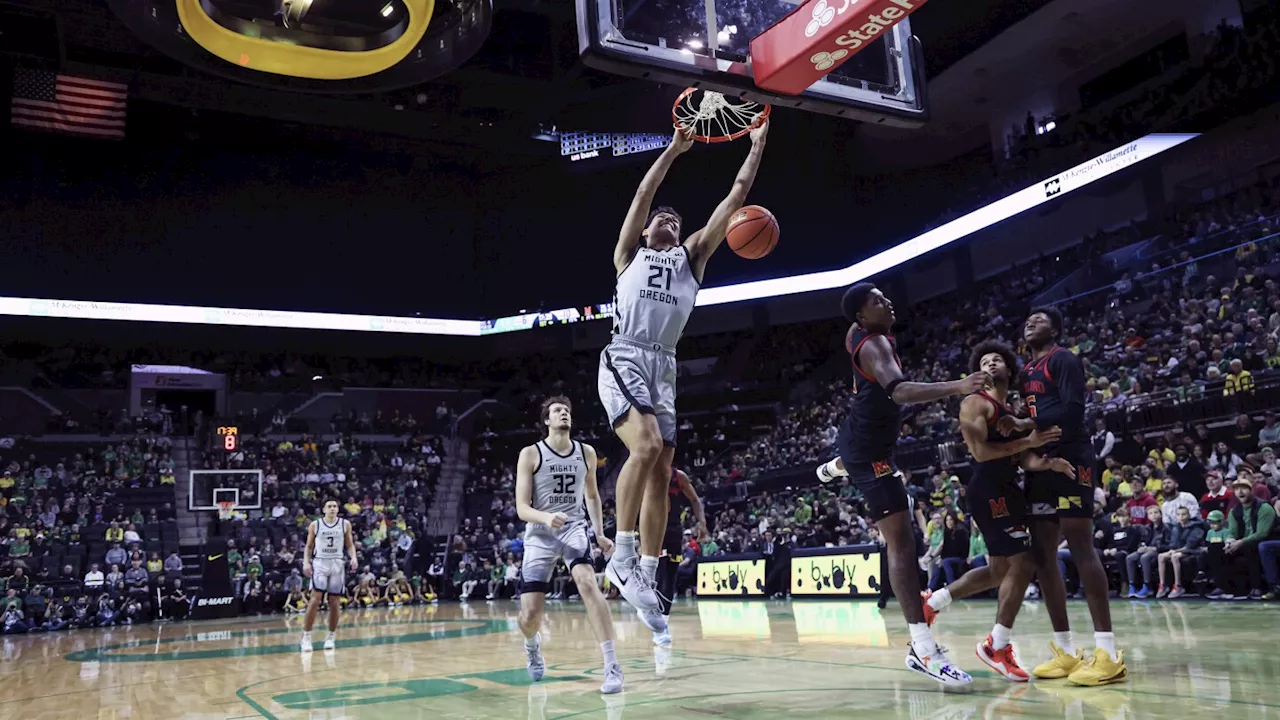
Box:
[0,0,1106,319]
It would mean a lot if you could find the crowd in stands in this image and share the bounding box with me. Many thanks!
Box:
[0,435,181,632]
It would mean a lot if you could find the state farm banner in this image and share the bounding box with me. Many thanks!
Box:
[751,0,927,95]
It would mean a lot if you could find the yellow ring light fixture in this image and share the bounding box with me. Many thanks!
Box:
[176,0,434,80]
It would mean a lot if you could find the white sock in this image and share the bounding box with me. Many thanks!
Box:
[991,623,1012,650]
[821,458,848,477]
[525,634,539,649]
[1094,631,1116,656]
[909,623,937,657]
[1053,631,1075,655]
[616,531,638,556]
[325,631,335,640]
[601,640,617,667]
[639,555,659,579]
[927,588,952,612]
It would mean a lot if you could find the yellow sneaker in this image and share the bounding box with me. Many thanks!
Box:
[1067,648,1127,686]
[1032,642,1085,679]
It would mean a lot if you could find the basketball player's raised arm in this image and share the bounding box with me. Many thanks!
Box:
[860,335,988,405]
[515,445,556,526]
[675,470,708,538]
[615,127,695,274]
[303,522,315,576]
[958,395,1058,463]
[685,120,769,276]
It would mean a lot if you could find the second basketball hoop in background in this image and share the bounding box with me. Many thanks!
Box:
[726,205,779,259]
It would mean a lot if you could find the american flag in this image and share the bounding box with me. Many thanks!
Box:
[10,69,128,139]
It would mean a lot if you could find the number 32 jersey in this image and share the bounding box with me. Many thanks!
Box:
[613,246,700,349]
[525,440,588,539]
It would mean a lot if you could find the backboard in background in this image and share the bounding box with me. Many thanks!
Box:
[577,0,927,126]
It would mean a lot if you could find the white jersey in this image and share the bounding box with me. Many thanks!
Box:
[613,245,700,350]
[525,439,588,538]
[312,518,349,560]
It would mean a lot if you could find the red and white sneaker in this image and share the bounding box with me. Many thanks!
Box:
[920,590,937,626]
[975,635,1029,682]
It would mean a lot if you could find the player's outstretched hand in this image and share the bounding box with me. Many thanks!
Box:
[548,512,570,530]
[958,372,990,396]
[1045,457,1076,478]
[303,562,313,578]
[750,117,769,145]
[597,535,614,557]
[670,126,695,154]
[1028,426,1062,447]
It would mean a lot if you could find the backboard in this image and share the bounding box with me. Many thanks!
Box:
[576,0,927,126]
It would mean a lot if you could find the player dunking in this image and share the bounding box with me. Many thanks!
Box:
[515,396,623,694]
[1019,307,1127,685]
[919,340,1073,681]
[301,499,357,652]
[815,283,986,686]
[601,120,768,614]
[642,466,706,645]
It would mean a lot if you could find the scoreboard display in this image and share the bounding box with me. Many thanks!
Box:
[216,426,239,451]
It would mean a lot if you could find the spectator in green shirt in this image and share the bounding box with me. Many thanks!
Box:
[793,501,812,527]
[968,526,988,569]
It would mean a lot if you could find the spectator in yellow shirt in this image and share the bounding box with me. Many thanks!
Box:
[1147,439,1176,470]
[1224,359,1254,396]
[104,522,124,543]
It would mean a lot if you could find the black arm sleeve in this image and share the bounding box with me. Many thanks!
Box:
[1037,350,1086,431]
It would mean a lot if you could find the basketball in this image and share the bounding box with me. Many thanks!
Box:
[725,205,779,260]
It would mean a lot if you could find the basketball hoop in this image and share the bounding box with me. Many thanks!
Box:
[672,88,771,144]
[217,501,235,521]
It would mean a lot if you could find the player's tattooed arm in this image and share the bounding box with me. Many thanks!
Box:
[860,335,989,405]
[615,126,695,275]
[684,118,769,279]
[515,445,562,528]
[960,395,1061,462]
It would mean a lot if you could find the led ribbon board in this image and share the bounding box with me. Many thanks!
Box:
[0,134,1196,335]
[175,0,434,80]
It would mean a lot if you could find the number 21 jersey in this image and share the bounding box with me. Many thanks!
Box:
[525,440,588,539]
[613,246,700,349]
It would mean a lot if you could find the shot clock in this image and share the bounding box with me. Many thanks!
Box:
[216,426,239,451]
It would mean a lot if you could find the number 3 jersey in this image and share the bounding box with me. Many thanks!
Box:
[525,439,589,540]
[612,245,700,350]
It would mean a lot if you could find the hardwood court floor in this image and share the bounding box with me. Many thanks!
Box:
[3,597,1279,719]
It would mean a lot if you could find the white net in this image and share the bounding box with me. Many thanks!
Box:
[217,502,235,520]
[672,89,769,143]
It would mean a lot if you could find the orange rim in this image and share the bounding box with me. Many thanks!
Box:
[671,87,771,143]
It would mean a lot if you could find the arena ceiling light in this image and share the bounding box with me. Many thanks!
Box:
[175,0,430,79]
[107,0,493,92]
[0,133,1198,336]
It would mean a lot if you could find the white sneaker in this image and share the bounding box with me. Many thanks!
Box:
[637,607,668,634]
[816,460,845,484]
[606,555,658,612]
[905,643,972,687]
[654,645,672,677]
[652,629,672,646]
[323,634,336,650]
[525,633,546,682]
[600,662,624,694]
[300,633,313,653]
